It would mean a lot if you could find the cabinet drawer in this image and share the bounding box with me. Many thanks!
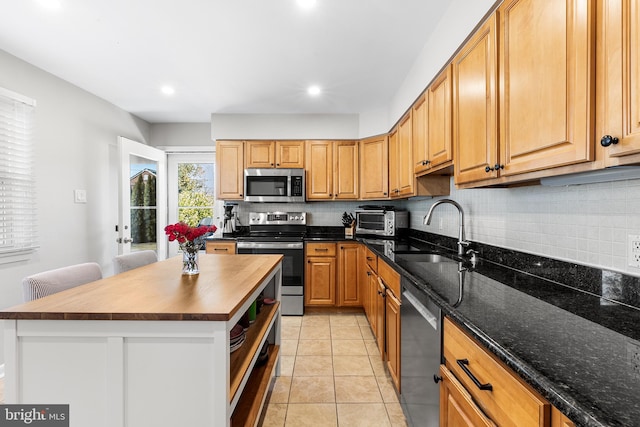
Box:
[443,317,550,427]
[306,242,336,256]
[364,247,378,272]
[206,241,236,254]
[378,258,400,298]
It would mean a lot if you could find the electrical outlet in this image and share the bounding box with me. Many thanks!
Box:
[628,235,640,268]
[628,341,640,379]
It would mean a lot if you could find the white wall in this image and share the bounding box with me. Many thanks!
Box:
[211,113,359,140]
[150,123,212,147]
[0,49,151,364]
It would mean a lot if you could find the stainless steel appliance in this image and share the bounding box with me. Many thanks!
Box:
[244,168,305,203]
[236,212,306,315]
[400,276,441,427]
[355,206,409,236]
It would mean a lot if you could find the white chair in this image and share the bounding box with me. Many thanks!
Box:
[113,250,158,274]
[22,262,103,302]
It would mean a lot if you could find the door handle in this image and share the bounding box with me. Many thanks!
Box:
[116,237,133,244]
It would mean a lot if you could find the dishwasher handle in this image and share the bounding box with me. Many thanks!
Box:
[403,290,438,330]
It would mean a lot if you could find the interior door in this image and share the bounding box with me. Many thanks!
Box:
[118,137,167,260]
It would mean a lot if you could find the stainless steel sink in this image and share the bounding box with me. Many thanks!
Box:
[395,253,457,263]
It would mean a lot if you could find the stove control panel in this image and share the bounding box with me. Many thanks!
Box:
[249,212,307,225]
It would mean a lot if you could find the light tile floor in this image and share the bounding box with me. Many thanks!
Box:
[258,312,408,427]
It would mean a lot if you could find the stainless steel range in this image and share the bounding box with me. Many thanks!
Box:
[236,212,306,315]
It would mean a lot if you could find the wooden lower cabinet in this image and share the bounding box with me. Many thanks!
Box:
[205,241,236,254]
[375,276,386,356]
[551,408,575,427]
[385,287,401,391]
[440,365,496,427]
[305,255,336,306]
[338,243,361,306]
[305,242,361,308]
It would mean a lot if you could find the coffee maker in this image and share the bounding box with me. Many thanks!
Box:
[223,204,238,235]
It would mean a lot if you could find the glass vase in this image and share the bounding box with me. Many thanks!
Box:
[181,243,199,275]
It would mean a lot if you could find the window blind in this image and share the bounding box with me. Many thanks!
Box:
[0,87,37,258]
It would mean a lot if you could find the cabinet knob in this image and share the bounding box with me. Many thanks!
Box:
[494,164,504,170]
[383,192,387,196]
[600,135,619,147]
[270,163,274,166]
[422,160,430,166]
[276,163,280,166]
[485,166,494,173]
[433,375,443,384]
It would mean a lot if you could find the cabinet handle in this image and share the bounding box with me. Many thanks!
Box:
[433,375,443,384]
[366,257,374,261]
[314,248,329,252]
[456,359,493,391]
[600,135,619,147]
[213,248,228,251]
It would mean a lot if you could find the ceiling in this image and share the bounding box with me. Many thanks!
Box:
[0,0,452,123]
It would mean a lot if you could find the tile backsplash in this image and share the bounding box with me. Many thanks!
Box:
[229,177,640,277]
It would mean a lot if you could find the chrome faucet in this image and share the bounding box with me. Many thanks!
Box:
[423,199,470,256]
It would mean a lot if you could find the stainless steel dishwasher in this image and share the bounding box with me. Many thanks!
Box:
[400,276,442,427]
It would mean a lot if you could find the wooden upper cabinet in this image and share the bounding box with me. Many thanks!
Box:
[215,140,244,200]
[306,140,333,199]
[412,94,429,175]
[498,0,595,176]
[596,0,640,166]
[388,128,399,197]
[275,140,305,168]
[334,141,359,199]
[397,111,414,197]
[245,140,275,168]
[245,140,304,168]
[428,64,454,170]
[306,140,358,200]
[360,135,389,199]
[453,14,499,185]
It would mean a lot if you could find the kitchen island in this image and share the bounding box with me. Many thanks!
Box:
[1,254,282,427]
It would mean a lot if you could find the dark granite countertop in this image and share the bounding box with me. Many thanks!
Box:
[361,232,640,427]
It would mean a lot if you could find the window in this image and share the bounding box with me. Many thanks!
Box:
[0,87,37,262]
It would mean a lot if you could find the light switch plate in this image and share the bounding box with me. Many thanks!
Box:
[74,189,87,204]
[629,234,640,268]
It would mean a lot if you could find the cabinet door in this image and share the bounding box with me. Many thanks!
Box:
[306,141,333,200]
[498,0,594,175]
[275,140,305,168]
[245,141,275,168]
[453,14,499,185]
[358,245,369,315]
[551,408,575,427]
[360,135,389,199]
[375,277,386,358]
[367,268,378,342]
[428,64,453,169]
[440,365,496,427]
[388,128,400,197]
[338,243,361,306]
[413,94,430,175]
[597,0,640,166]
[334,141,359,199]
[215,141,244,200]
[385,288,401,391]
[305,256,336,305]
[397,112,414,197]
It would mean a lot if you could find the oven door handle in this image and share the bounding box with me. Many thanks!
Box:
[236,241,304,250]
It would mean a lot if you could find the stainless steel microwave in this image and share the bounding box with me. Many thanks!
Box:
[244,168,305,202]
[355,208,409,236]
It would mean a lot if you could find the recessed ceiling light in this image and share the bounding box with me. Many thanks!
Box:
[297,0,317,9]
[161,85,175,96]
[307,85,321,96]
[36,0,61,10]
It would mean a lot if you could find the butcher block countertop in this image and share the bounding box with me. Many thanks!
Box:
[0,254,283,321]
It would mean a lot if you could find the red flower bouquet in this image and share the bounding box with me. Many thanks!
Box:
[164,222,217,245]
[165,222,217,275]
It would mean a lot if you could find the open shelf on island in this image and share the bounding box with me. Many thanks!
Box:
[229,301,280,404]
[231,344,280,427]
